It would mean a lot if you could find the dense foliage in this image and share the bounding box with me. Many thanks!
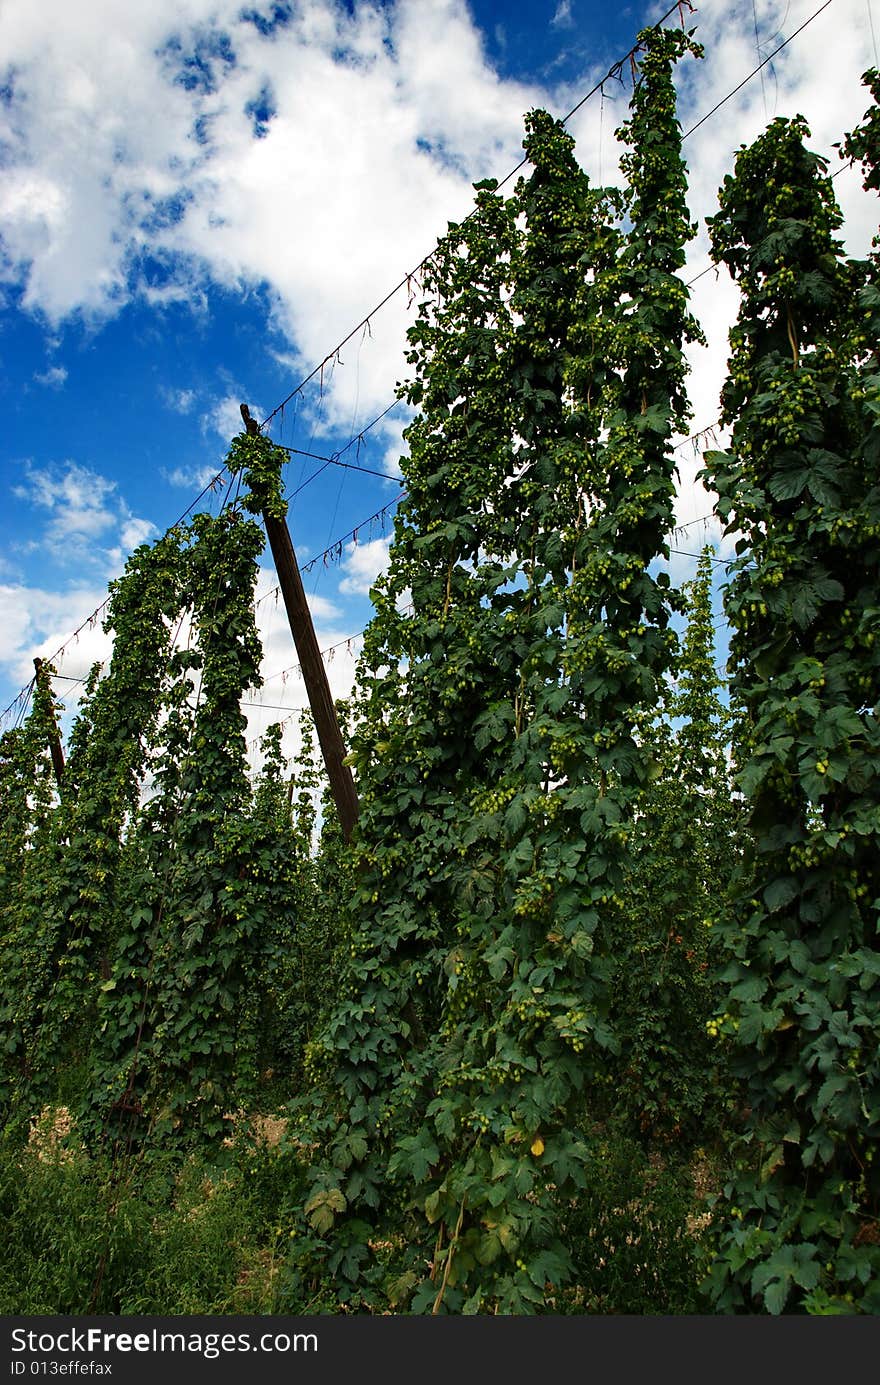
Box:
[700,74,880,1312]
[287,26,712,1313]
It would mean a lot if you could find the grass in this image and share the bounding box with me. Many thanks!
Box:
[0,1106,719,1315]
[0,1108,304,1314]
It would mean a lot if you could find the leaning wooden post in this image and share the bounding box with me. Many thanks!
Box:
[33,657,65,790]
[262,509,360,841]
[239,406,359,842]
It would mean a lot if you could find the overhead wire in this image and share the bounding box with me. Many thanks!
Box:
[253,501,737,698]
[254,496,403,611]
[12,682,35,731]
[681,0,836,139]
[260,627,369,687]
[752,0,769,118]
[246,531,741,740]
[0,398,404,727]
[1,409,722,727]
[275,444,402,484]
[0,487,402,731]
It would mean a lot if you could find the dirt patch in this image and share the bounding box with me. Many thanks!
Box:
[686,1150,717,1237]
[27,1106,76,1164]
[250,1114,288,1148]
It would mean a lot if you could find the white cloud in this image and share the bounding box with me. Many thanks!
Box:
[141,279,207,310]
[33,364,67,388]
[204,392,266,441]
[377,411,410,480]
[0,581,112,698]
[306,590,343,623]
[338,536,391,596]
[162,461,226,490]
[253,563,342,653]
[107,515,160,567]
[0,0,540,431]
[119,517,159,551]
[1,1,874,397]
[11,460,158,574]
[15,460,118,545]
[162,386,197,413]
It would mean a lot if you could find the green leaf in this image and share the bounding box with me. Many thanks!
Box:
[424,1189,443,1223]
[305,1188,347,1235]
[390,1132,440,1182]
[764,877,798,913]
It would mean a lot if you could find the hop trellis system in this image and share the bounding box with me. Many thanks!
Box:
[1,26,878,1316]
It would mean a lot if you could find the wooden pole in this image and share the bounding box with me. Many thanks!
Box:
[261,511,360,843]
[33,657,65,790]
[238,404,359,841]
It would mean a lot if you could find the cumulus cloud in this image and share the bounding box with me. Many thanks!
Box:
[338,535,391,596]
[1,1,874,362]
[14,461,118,544]
[253,564,342,656]
[3,0,872,463]
[375,411,410,480]
[108,517,160,567]
[0,0,541,434]
[305,590,343,624]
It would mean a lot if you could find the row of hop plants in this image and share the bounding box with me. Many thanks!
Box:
[0,504,347,1148]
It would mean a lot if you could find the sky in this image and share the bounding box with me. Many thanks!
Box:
[0,0,877,769]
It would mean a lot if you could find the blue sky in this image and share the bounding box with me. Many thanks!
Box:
[0,0,877,761]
